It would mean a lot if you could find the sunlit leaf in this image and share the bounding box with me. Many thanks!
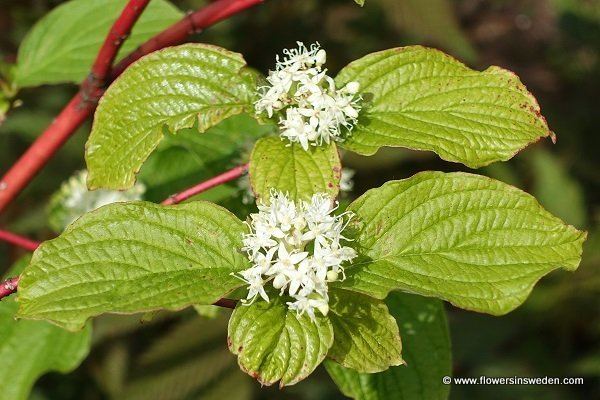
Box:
[327,289,403,373]
[249,136,341,203]
[337,171,586,314]
[336,47,554,168]
[86,44,258,190]
[17,201,249,330]
[228,296,334,386]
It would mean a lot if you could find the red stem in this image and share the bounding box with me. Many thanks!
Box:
[0,0,263,213]
[86,0,150,88]
[0,0,147,213]
[0,94,95,213]
[0,0,149,213]
[111,0,263,78]
[0,229,41,251]
[0,277,19,301]
[162,163,249,205]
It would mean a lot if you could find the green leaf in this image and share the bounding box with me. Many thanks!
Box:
[0,94,9,126]
[17,201,249,330]
[326,292,451,400]
[0,257,91,400]
[355,0,366,5]
[197,369,254,400]
[337,171,586,315]
[15,0,182,87]
[86,43,258,190]
[249,136,341,203]
[139,114,274,202]
[120,314,252,400]
[0,61,18,125]
[228,296,334,386]
[481,162,522,188]
[529,148,587,227]
[381,0,476,62]
[335,46,553,168]
[0,302,92,399]
[194,305,221,319]
[327,288,403,373]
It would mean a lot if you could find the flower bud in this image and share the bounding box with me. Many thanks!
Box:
[326,270,339,282]
[273,273,287,289]
[344,105,359,119]
[345,81,360,94]
[315,49,327,66]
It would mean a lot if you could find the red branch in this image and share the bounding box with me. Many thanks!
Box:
[111,0,263,78]
[0,94,95,213]
[0,0,148,213]
[0,229,41,251]
[162,163,249,205]
[81,0,151,100]
[0,0,264,213]
[0,277,19,301]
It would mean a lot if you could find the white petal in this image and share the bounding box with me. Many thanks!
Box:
[290,251,309,264]
[289,279,301,296]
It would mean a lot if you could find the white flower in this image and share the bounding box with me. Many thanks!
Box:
[239,268,270,304]
[235,190,357,320]
[254,247,277,274]
[50,170,145,231]
[255,42,362,150]
[288,296,329,321]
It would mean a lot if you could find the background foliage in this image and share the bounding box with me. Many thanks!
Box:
[0,0,598,399]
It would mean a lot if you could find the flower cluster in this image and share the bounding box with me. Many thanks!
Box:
[49,170,145,231]
[255,42,362,150]
[237,191,357,320]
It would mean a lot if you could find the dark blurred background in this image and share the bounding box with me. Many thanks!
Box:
[0,0,598,399]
